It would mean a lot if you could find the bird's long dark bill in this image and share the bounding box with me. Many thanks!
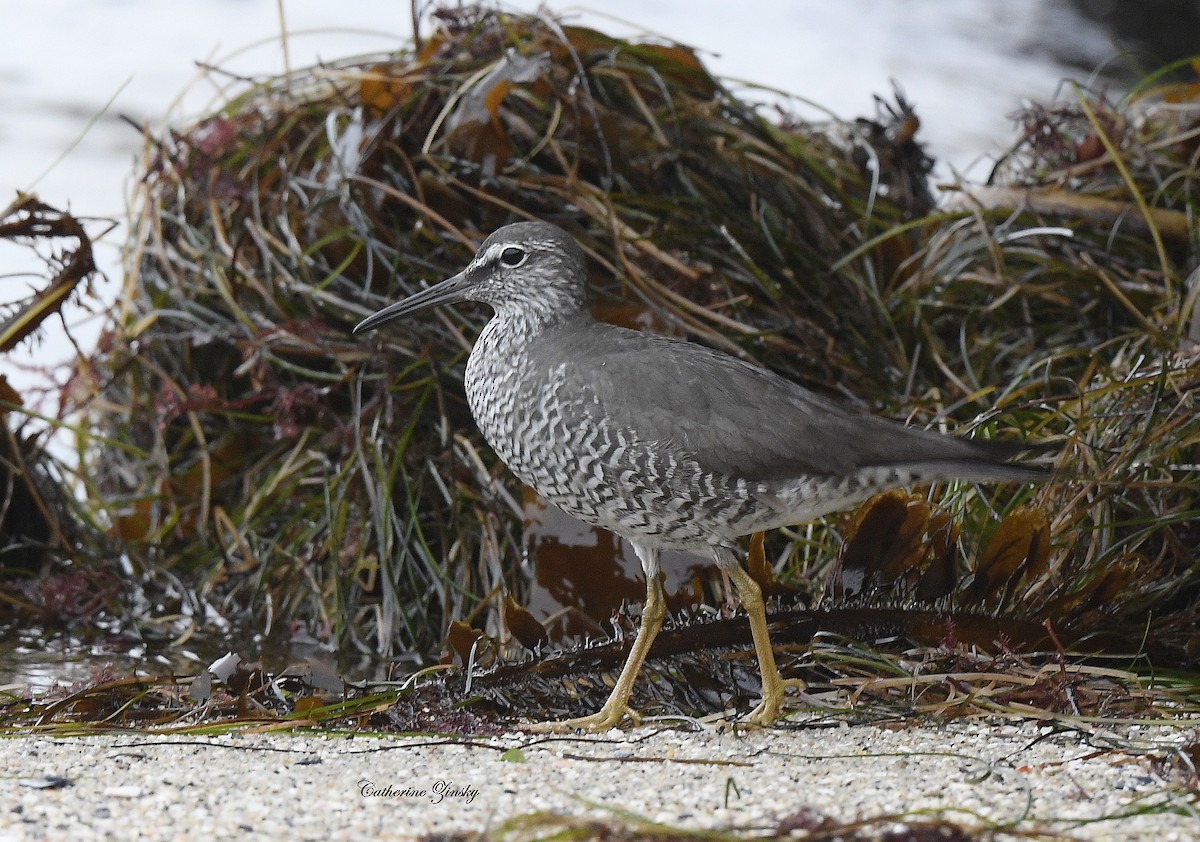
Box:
[353,271,470,334]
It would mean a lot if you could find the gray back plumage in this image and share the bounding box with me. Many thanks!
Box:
[531,318,1044,485]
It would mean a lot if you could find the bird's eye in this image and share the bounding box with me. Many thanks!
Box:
[499,246,527,268]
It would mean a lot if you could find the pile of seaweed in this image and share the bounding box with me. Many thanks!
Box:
[79,8,1197,669]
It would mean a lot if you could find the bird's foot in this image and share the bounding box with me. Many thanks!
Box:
[742,677,807,727]
[526,701,641,733]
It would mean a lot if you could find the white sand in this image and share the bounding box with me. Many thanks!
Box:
[1,718,1196,840]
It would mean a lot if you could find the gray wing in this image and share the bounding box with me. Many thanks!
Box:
[542,321,1033,483]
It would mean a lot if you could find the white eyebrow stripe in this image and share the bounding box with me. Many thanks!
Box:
[463,244,492,273]
[480,243,507,265]
[468,240,535,273]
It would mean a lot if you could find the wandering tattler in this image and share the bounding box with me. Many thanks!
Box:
[354,221,1050,731]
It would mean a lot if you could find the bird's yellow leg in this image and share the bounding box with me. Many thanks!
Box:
[527,573,666,732]
[725,564,806,726]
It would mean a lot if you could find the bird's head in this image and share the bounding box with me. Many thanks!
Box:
[353,221,589,334]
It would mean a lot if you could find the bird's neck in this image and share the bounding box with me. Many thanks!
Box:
[469,305,588,384]
[485,298,590,342]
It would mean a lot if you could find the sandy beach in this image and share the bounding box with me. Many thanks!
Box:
[1,718,1196,840]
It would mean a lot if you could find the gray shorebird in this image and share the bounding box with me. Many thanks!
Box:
[354,220,1050,731]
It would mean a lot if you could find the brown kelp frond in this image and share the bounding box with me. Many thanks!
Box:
[0,195,111,618]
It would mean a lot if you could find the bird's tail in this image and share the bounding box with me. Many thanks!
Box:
[891,436,1056,484]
